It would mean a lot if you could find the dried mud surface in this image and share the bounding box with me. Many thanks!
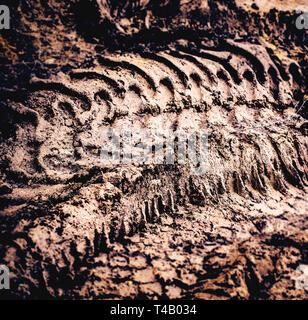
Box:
[0,0,307,299]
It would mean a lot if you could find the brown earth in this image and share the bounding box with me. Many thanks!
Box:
[0,0,307,299]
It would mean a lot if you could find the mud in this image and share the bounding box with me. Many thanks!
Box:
[0,0,307,299]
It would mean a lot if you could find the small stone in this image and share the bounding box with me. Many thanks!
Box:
[65,119,73,126]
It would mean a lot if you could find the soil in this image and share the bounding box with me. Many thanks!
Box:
[0,0,307,299]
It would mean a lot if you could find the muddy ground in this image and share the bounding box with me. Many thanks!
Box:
[0,0,307,299]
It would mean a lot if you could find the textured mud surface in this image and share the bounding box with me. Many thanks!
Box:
[0,0,307,299]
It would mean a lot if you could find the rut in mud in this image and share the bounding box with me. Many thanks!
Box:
[0,0,307,299]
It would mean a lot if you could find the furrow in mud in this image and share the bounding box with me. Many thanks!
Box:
[167,50,217,83]
[0,0,307,300]
[200,40,267,85]
[178,46,242,85]
[69,71,125,96]
[97,56,157,92]
[140,52,189,88]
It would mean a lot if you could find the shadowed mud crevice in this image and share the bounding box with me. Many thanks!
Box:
[201,40,267,85]
[140,52,189,87]
[69,71,126,96]
[160,77,175,95]
[28,81,92,111]
[178,46,242,85]
[289,62,303,86]
[266,47,290,81]
[268,66,281,100]
[97,56,157,92]
[168,50,217,83]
